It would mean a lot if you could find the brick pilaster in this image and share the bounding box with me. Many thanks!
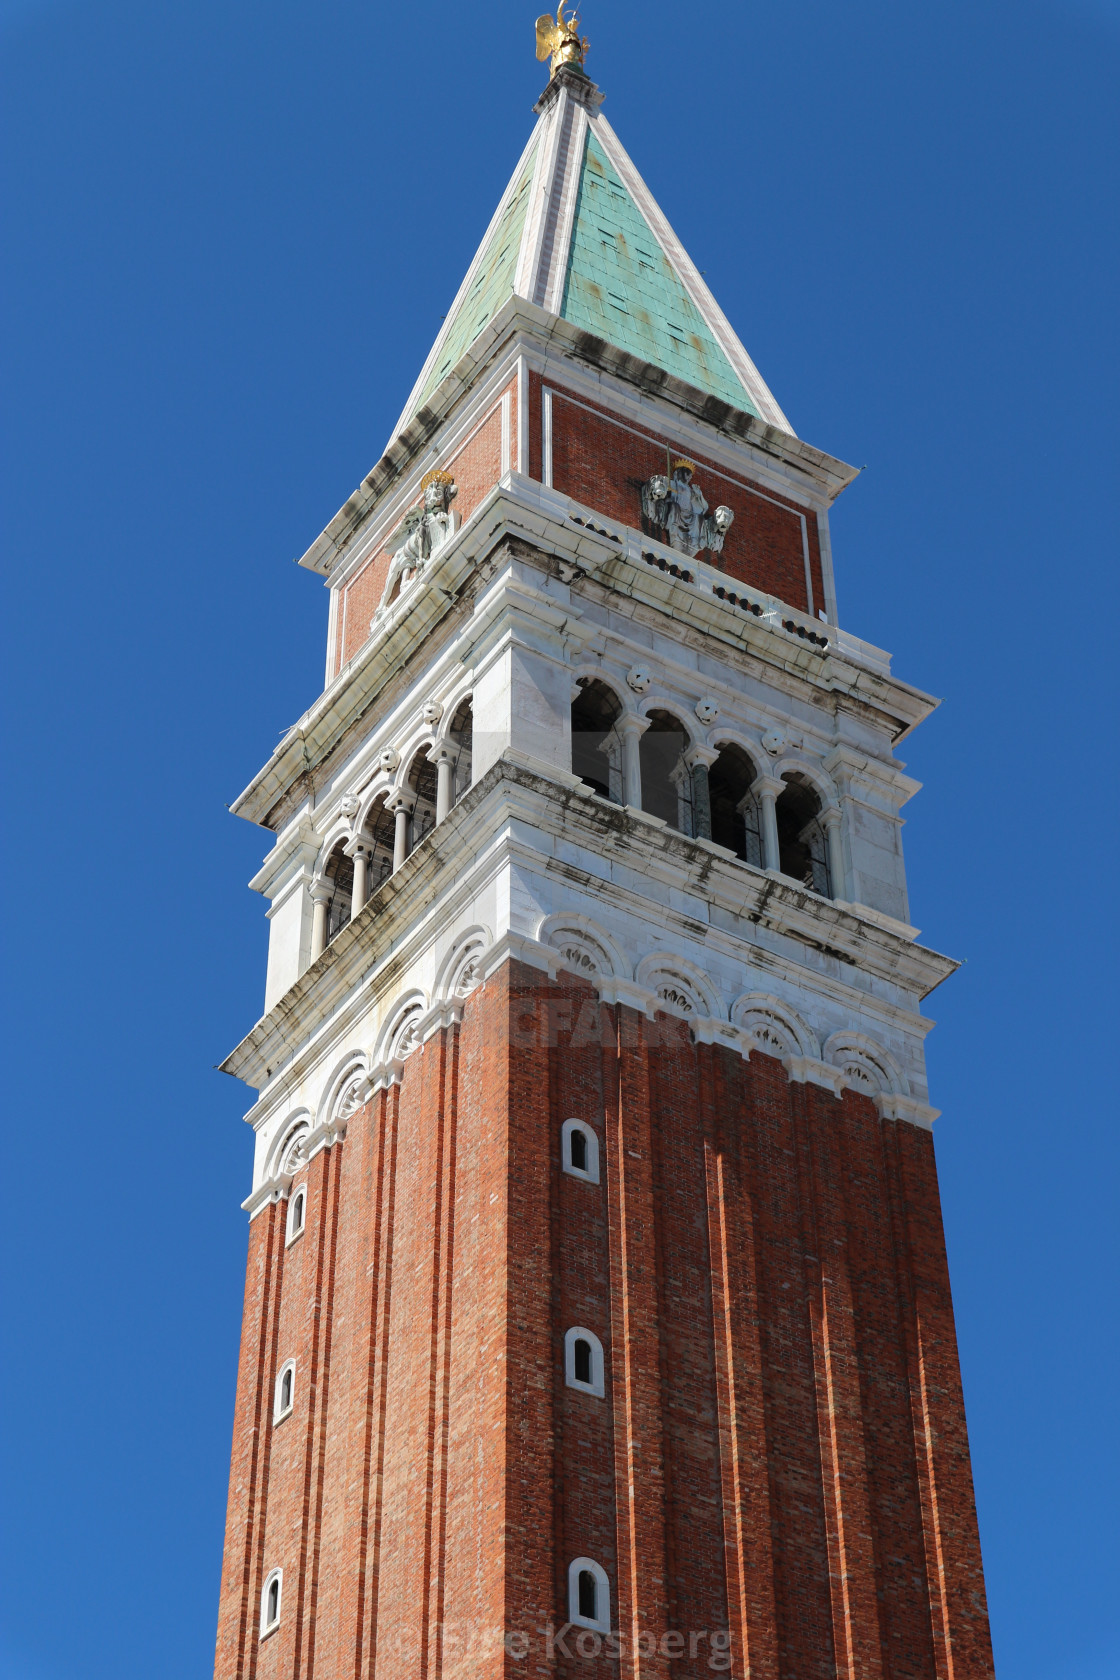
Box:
[604,1007,670,1679]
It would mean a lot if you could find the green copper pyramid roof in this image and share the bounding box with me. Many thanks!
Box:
[414,143,538,412]
[394,75,788,440]
[560,132,758,416]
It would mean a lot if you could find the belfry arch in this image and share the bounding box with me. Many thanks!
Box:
[776,771,832,896]
[570,677,624,801]
[639,708,693,833]
[445,696,473,809]
[708,740,764,863]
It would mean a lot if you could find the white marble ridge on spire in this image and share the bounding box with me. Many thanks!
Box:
[389,65,791,446]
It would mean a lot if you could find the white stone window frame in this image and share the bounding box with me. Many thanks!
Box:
[564,1326,605,1398]
[561,1118,600,1184]
[568,1556,611,1632]
[286,1185,307,1246]
[260,1567,283,1637]
[274,1359,296,1424]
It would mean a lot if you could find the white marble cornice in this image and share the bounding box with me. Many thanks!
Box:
[221,758,954,1112]
[783,1056,847,1094]
[231,488,933,832]
[875,1093,939,1129]
[824,744,924,809]
[249,817,318,899]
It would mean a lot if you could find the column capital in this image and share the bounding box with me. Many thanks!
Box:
[684,744,720,770]
[343,835,375,858]
[386,790,416,815]
[752,775,785,800]
[310,880,333,905]
[615,712,650,739]
[427,742,456,766]
[819,804,843,829]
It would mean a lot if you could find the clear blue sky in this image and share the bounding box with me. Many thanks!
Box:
[2,1,1116,1675]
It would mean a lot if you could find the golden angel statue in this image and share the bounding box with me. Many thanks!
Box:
[535,6,588,75]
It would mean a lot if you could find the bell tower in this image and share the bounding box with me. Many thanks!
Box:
[213,28,995,1680]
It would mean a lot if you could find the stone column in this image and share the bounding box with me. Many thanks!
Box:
[309,882,332,962]
[349,842,370,916]
[432,747,455,823]
[754,776,784,873]
[617,715,649,810]
[821,806,846,902]
[685,745,719,841]
[388,794,415,872]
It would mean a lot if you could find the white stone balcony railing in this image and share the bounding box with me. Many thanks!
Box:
[558,492,892,678]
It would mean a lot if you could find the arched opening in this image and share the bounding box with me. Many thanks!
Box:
[561,1118,600,1183]
[568,1557,610,1631]
[261,1569,282,1634]
[287,1188,305,1242]
[639,709,692,833]
[570,679,623,802]
[367,797,396,889]
[776,773,831,896]
[448,697,473,806]
[405,748,438,857]
[564,1325,605,1396]
[275,1360,295,1420]
[322,844,354,945]
[708,742,764,865]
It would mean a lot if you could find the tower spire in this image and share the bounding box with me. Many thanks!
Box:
[389,30,789,444]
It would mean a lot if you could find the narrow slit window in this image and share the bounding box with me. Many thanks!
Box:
[564,1326,605,1397]
[261,1569,282,1635]
[287,1189,305,1243]
[275,1360,295,1421]
[561,1120,600,1184]
[568,1557,610,1631]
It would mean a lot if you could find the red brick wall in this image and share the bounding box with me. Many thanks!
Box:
[214,961,993,1680]
[333,370,824,683]
[335,389,512,674]
[530,373,825,616]
[213,1197,280,1679]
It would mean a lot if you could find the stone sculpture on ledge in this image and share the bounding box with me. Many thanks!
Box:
[373,469,459,627]
[700,501,735,554]
[640,459,733,558]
